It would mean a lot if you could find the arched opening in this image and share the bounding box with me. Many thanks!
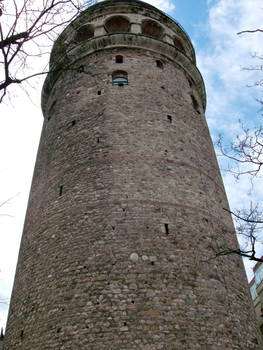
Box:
[116,55,123,63]
[105,16,130,33]
[173,37,185,53]
[74,24,94,42]
[112,70,128,86]
[141,19,163,39]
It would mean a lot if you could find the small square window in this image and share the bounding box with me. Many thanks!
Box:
[116,55,123,63]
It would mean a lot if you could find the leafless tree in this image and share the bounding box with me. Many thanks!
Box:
[216,29,263,263]
[0,0,87,103]
[218,123,263,179]
[210,204,263,263]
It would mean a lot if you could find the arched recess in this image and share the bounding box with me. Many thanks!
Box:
[173,37,186,53]
[141,19,163,39]
[105,16,130,33]
[74,24,94,42]
[112,70,128,86]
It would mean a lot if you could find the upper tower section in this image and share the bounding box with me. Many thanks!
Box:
[42,0,206,113]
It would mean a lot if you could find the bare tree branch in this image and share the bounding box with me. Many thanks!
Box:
[223,207,263,224]
[0,0,86,102]
[238,29,263,35]
[215,249,263,262]
[216,28,263,262]
[217,122,263,179]
[0,32,29,49]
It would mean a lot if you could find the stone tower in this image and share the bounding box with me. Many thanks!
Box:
[4,0,262,348]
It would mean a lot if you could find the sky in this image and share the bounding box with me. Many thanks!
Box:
[0,0,263,330]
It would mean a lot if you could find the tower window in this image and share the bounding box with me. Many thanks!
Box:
[105,16,130,33]
[112,70,128,86]
[75,24,94,42]
[59,185,63,196]
[116,55,123,63]
[141,19,163,39]
[167,115,172,123]
[112,77,128,86]
[156,60,163,69]
[164,223,169,235]
[78,65,84,73]
[191,95,201,114]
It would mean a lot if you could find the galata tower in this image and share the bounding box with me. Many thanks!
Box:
[3,0,262,349]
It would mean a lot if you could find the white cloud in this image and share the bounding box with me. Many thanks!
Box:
[197,0,263,137]
[197,0,263,277]
[197,0,263,207]
[143,0,175,13]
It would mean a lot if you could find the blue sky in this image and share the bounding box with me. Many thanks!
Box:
[0,0,262,329]
[169,0,208,37]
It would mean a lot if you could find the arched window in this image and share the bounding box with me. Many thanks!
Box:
[173,37,185,53]
[74,24,94,42]
[141,20,163,39]
[116,55,123,63]
[112,71,128,86]
[105,16,130,33]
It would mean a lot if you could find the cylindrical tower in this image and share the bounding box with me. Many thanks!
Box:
[4,1,262,349]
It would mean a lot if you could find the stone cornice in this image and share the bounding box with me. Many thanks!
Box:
[42,33,206,114]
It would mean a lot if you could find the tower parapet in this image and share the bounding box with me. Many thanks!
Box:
[42,0,205,115]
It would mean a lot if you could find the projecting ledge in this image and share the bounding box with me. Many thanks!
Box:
[42,33,206,112]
